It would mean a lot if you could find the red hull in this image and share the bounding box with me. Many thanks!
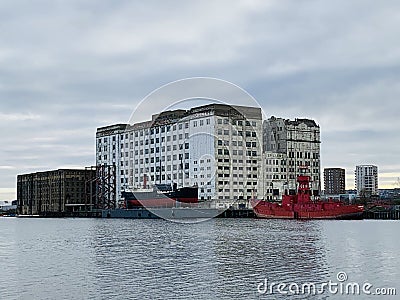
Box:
[252,201,364,219]
[252,175,364,220]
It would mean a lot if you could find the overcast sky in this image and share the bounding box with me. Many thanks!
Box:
[1,0,400,199]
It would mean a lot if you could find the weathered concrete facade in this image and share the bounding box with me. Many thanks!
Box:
[17,169,96,215]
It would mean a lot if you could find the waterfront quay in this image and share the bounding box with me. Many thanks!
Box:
[16,207,256,219]
[364,209,400,220]
[14,206,400,220]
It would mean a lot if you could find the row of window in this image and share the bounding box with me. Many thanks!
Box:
[133,173,189,182]
[217,140,257,147]
[218,166,258,171]
[129,164,190,174]
[229,120,257,127]
[217,149,258,156]
[265,167,287,173]
[265,174,287,180]
[218,173,258,178]
[217,158,259,164]
[266,159,286,165]
[217,181,257,186]
[119,157,214,168]
[135,123,189,137]
[129,118,257,137]
[193,118,211,127]
[288,152,319,159]
[216,129,257,137]
[286,160,319,167]
[101,140,191,153]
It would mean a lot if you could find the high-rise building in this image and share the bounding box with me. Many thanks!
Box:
[355,165,378,196]
[96,104,263,206]
[263,117,321,197]
[324,168,346,195]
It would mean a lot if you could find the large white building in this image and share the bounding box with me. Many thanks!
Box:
[263,117,321,198]
[96,105,322,205]
[355,165,378,196]
[96,104,263,206]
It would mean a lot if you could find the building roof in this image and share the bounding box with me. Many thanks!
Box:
[98,103,263,132]
[268,116,319,127]
[17,168,95,178]
[285,118,319,127]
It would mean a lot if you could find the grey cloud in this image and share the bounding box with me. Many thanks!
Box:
[1,0,400,198]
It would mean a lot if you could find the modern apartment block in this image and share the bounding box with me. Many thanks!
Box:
[355,165,378,197]
[263,117,321,197]
[17,169,96,215]
[96,104,263,205]
[324,168,346,195]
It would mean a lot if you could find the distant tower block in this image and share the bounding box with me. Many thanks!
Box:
[355,165,378,197]
[324,168,346,195]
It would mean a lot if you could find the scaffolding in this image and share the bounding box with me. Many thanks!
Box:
[86,164,117,210]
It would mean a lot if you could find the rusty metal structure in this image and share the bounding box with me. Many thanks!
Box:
[86,164,117,210]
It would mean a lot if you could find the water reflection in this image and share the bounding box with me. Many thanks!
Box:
[211,219,330,299]
[0,218,399,300]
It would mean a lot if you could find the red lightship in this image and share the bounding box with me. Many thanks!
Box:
[251,175,364,219]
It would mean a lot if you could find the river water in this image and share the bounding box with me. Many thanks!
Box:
[0,218,398,299]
